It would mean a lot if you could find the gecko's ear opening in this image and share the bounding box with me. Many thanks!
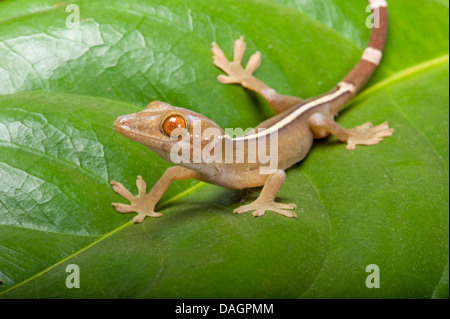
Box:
[145,101,171,110]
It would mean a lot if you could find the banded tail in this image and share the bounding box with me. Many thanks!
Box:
[331,0,388,113]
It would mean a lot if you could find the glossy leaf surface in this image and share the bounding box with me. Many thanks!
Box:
[0,0,448,298]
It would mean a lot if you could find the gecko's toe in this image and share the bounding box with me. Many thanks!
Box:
[272,208,298,218]
[234,200,297,218]
[132,211,162,223]
[252,210,265,217]
[233,205,251,215]
[132,214,146,223]
[112,202,134,213]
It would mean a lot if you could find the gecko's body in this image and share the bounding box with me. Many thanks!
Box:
[111,0,394,222]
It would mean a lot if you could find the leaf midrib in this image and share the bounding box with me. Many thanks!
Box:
[1,52,448,297]
[349,54,450,106]
[0,180,205,295]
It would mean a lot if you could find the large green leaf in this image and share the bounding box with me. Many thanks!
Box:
[0,0,448,298]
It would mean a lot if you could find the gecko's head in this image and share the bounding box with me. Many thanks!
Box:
[114,101,225,161]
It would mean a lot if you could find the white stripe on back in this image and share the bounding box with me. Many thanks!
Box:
[232,82,355,141]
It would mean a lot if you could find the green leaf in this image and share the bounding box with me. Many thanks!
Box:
[0,0,448,298]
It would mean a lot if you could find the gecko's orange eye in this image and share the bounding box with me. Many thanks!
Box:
[161,115,186,136]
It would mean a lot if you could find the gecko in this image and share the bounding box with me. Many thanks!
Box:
[111,0,393,223]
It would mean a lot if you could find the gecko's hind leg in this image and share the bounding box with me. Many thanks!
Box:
[309,113,395,150]
[212,36,302,114]
[234,169,297,218]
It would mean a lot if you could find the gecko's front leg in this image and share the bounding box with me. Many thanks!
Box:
[234,169,297,218]
[111,166,198,223]
[212,36,302,114]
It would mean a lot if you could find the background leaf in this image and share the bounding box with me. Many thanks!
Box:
[0,0,448,298]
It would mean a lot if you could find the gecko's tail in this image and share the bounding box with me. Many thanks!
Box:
[331,0,388,113]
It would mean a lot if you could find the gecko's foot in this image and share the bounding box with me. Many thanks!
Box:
[111,175,161,223]
[346,121,394,150]
[234,200,297,218]
[212,36,261,85]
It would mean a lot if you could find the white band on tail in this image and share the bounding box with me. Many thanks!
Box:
[362,47,383,65]
[369,0,388,9]
[338,81,356,93]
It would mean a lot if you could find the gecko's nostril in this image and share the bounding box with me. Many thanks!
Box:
[114,116,129,130]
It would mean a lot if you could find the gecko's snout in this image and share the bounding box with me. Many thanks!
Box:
[113,115,130,132]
